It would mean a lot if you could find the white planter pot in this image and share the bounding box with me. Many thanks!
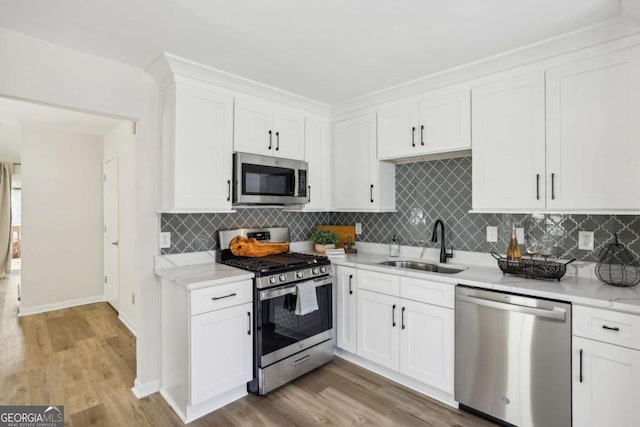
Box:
[314,243,335,254]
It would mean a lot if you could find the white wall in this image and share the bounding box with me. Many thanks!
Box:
[104,121,137,331]
[20,127,104,312]
[0,28,161,391]
[0,123,21,162]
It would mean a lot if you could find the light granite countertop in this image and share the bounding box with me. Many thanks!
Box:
[330,251,640,315]
[154,245,640,314]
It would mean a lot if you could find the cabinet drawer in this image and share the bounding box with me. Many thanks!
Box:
[400,277,454,308]
[191,280,253,316]
[573,306,640,350]
[358,270,400,296]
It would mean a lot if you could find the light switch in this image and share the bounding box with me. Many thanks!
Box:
[355,223,362,235]
[516,227,525,244]
[486,226,498,243]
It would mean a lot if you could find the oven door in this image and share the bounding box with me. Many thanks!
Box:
[257,276,333,367]
[234,152,308,205]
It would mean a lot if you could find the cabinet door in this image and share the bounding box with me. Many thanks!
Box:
[273,107,305,160]
[190,302,253,405]
[546,47,640,211]
[333,113,377,210]
[399,300,454,392]
[234,97,273,156]
[418,89,471,154]
[335,266,358,353]
[356,289,400,371]
[472,72,546,211]
[173,81,234,210]
[573,336,640,427]
[377,102,419,159]
[303,117,332,210]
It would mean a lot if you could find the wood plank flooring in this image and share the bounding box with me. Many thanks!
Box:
[0,273,495,426]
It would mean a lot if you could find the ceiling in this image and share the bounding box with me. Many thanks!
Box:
[0,0,626,104]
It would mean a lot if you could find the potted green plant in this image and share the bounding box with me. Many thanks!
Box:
[310,229,339,254]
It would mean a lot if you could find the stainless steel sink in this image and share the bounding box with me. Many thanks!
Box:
[378,260,463,274]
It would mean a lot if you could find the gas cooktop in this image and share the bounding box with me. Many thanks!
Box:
[219,251,329,275]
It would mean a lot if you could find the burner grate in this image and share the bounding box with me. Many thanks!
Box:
[220,252,329,273]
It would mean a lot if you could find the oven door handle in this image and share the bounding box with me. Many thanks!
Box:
[259,276,333,301]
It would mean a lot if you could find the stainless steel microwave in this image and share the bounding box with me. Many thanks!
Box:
[233,152,308,205]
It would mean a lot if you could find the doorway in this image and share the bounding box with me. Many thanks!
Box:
[104,157,119,310]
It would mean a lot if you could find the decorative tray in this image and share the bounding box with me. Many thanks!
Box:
[490,251,576,281]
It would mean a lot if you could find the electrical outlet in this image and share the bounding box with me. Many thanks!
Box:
[355,223,362,235]
[516,227,525,244]
[578,231,595,251]
[159,232,171,249]
[486,226,498,243]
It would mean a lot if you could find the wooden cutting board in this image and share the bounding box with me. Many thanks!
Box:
[315,225,356,249]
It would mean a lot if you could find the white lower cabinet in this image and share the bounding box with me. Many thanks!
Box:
[573,305,640,427]
[191,302,253,405]
[399,299,453,392]
[159,278,253,423]
[335,266,358,353]
[347,270,454,395]
[357,289,400,371]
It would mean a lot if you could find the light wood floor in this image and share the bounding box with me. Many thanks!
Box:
[0,273,495,426]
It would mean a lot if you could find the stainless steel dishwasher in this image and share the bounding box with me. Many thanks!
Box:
[455,285,571,427]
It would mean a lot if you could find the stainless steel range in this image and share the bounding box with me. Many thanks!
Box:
[217,227,334,395]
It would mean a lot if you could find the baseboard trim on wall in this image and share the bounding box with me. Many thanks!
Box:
[18,295,105,317]
[118,314,136,337]
[131,378,160,399]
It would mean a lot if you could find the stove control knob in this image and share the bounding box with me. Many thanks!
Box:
[269,276,277,285]
[279,274,287,282]
[296,271,304,279]
[312,268,319,275]
[319,266,327,274]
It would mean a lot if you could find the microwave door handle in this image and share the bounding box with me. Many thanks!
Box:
[291,169,297,196]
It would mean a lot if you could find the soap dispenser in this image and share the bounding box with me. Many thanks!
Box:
[389,235,400,257]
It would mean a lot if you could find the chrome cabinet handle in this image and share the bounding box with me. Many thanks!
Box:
[275,131,280,151]
[401,307,406,330]
[551,173,556,200]
[247,311,251,335]
[579,349,583,383]
[536,174,540,200]
[268,130,272,150]
[211,293,237,301]
[392,304,396,327]
[348,274,353,295]
[227,179,231,201]
[411,126,416,147]
[602,325,620,332]
[370,184,374,203]
[420,125,424,146]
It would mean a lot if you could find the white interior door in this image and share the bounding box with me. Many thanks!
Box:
[104,157,119,311]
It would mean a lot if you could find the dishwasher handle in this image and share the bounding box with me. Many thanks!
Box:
[457,293,566,321]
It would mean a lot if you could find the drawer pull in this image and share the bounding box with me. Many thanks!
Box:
[211,292,237,301]
[294,354,310,366]
[602,325,620,332]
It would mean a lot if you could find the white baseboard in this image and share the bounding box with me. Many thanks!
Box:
[18,295,105,317]
[161,385,247,424]
[334,348,458,409]
[131,378,160,399]
[118,313,136,336]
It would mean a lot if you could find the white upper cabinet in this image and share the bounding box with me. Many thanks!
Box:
[546,47,640,211]
[234,96,305,161]
[471,71,546,211]
[377,89,471,161]
[161,77,234,212]
[302,117,333,210]
[333,113,395,211]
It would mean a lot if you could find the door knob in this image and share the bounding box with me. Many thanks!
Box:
[111,241,119,246]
